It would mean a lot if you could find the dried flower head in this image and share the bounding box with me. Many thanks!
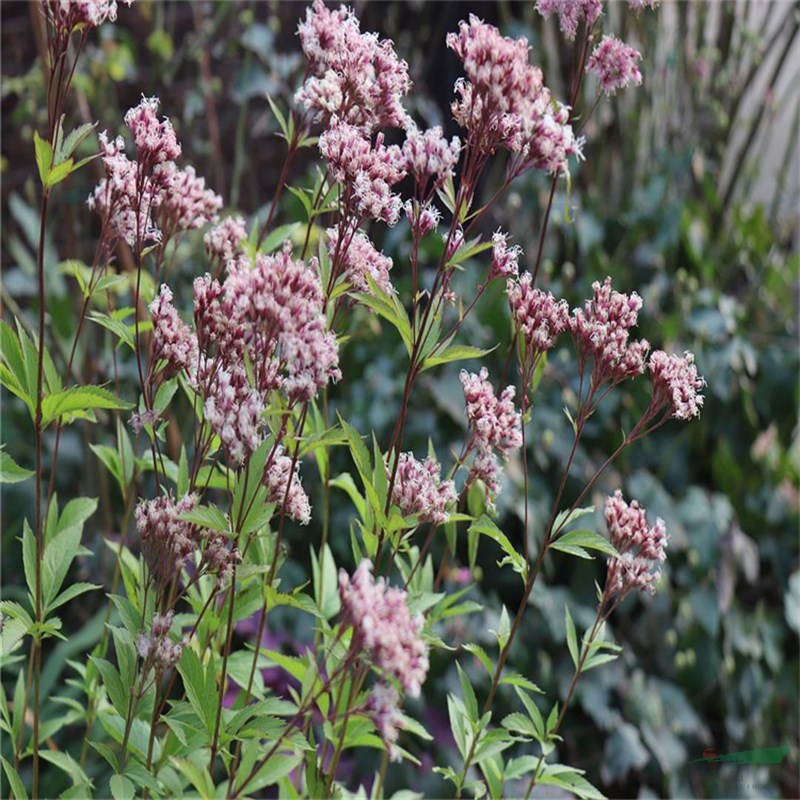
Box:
[368,683,403,762]
[339,560,429,697]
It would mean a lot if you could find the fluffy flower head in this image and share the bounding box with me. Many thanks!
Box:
[339,560,429,697]
[587,36,643,96]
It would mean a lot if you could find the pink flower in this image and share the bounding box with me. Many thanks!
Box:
[489,230,521,279]
[391,452,457,525]
[150,284,198,375]
[647,350,705,421]
[124,95,181,167]
[402,124,461,189]
[201,532,241,588]
[263,445,312,525]
[88,131,163,246]
[44,0,127,33]
[339,560,429,697]
[296,0,410,133]
[158,164,222,232]
[569,277,650,388]
[326,227,393,295]
[319,120,406,225]
[201,360,266,463]
[507,272,570,356]
[136,611,185,670]
[604,490,667,596]
[460,367,522,459]
[368,683,403,762]
[447,15,582,174]
[135,493,201,585]
[587,36,643,96]
[204,216,249,271]
[535,0,602,41]
[224,244,341,402]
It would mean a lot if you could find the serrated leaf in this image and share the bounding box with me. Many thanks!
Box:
[46,582,99,614]
[0,448,33,483]
[41,385,131,428]
[551,529,617,559]
[179,505,229,533]
[421,343,494,372]
[469,516,526,579]
[109,774,134,800]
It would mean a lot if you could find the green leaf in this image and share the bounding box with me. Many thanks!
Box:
[565,606,579,668]
[42,524,83,610]
[57,122,96,163]
[462,643,493,677]
[88,312,136,351]
[330,473,367,522]
[354,276,413,356]
[494,605,511,650]
[445,235,493,268]
[310,543,340,619]
[33,130,52,187]
[456,663,479,723]
[421,343,494,372]
[22,519,36,605]
[90,658,128,718]
[552,505,594,536]
[45,158,74,188]
[0,448,33,483]
[169,757,215,798]
[551,529,617,560]
[38,750,90,791]
[177,647,216,735]
[235,752,302,794]
[469,516,526,579]
[179,505,229,533]
[109,774,134,800]
[1,756,28,799]
[582,652,619,671]
[46,582,99,614]
[261,222,300,254]
[537,767,606,800]
[41,385,131,428]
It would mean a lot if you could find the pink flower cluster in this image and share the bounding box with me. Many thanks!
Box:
[296,0,410,133]
[402,124,461,191]
[460,368,522,498]
[339,560,429,697]
[89,97,221,248]
[507,272,570,359]
[135,493,240,587]
[569,276,650,389]
[587,36,643,96]
[150,285,198,375]
[535,0,602,41]
[204,216,248,271]
[327,227,393,295]
[320,120,406,225]
[158,164,222,232]
[647,350,705,421]
[200,361,266,463]
[44,0,127,34]
[263,445,312,525]
[489,230,521,280]
[136,611,185,671]
[604,490,667,596]
[368,682,403,762]
[447,15,582,174]
[391,452,457,526]
[135,493,200,586]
